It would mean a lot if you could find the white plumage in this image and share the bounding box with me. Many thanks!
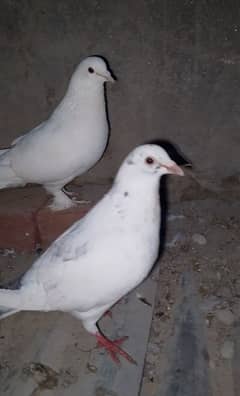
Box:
[0,56,114,210]
[0,144,184,363]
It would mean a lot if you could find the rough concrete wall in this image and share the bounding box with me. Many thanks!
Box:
[1,0,240,183]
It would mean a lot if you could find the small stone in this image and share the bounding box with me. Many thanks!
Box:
[193,261,201,272]
[152,320,161,335]
[86,363,97,373]
[221,340,234,359]
[147,369,156,382]
[166,232,186,248]
[0,248,16,257]
[192,233,207,245]
[199,285,209,297]
[216,272,221,281]
[209,360,216,369]
[206,312,214,327]
[216,309,235,326]
[146,353,157,365]
[148,342,160,355]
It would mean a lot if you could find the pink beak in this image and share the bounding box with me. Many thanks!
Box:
[163,163,184,176]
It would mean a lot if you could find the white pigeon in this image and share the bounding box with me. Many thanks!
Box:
[0,144,184,364]
[0,56,114,210]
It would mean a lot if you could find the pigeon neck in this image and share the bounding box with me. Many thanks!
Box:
[68,78,104,97]
[114,165,160,197]
[54,80,104,117]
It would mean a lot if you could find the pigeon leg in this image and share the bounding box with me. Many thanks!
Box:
[71,311,135,364]
[49,189,77,211]
[96,333,137,365]
[44,185,83,210]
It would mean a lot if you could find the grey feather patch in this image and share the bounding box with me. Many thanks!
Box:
[62,242,89,262]
[45,282,58,291]
[76,243,88,256]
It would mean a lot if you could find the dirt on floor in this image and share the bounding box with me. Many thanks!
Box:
[141,194,240,396]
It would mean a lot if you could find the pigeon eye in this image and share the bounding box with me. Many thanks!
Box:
[145,156,154,165]
[88,67,94,74]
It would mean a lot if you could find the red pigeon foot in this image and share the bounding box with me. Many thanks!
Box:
[96,333,137,365]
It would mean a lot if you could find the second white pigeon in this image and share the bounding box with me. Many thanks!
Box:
[0,144,184,364]
[0,56,115,210]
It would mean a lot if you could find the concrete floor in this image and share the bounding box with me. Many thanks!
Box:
[141,194,240,396]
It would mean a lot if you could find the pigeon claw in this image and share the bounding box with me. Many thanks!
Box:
[62,187,90,204]
[96,333,137,365]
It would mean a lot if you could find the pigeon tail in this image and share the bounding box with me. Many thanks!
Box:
[0,160,26,189]
[0,148,9,156]
[0,308,20,320]
[0,289,22,312]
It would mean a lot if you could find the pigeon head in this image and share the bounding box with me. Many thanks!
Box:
[123,144,184,177]
[74,56,115,84]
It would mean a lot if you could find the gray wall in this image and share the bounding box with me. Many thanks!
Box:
[1,0,240,185]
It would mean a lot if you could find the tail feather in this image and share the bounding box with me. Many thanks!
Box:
[0,150,26,189]
[0,148,9,156]
[0,275,23,319]
[0,289,21,310]
[0,308,20,320]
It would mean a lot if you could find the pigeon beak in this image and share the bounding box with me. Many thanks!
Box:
[163,163,184,176]
[106,72,116,83]
[96,72,115,83]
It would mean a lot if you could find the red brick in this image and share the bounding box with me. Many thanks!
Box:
[0,186,46,252]
[0,184,102,252]
[0,212,35,252]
